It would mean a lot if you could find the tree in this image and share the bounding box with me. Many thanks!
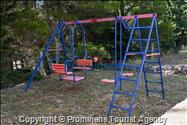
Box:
[166,0,187,52]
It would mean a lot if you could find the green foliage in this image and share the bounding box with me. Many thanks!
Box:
[14,8,48,36]
[1,0,187,88]
[166,1,187,52]
[1,1,48,88]
[0,27,14,49]
[75,42,111,60]
[159,21,176,53]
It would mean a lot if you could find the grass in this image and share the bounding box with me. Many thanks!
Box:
[1,52,187,124]
[161,48,187,65]
[1,71,187,124]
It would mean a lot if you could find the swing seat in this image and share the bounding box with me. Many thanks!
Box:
[52,64,72,75]
[101,72,133,84]
[62,76,85,82]
[122,72,134,77]
[53,70,73,75]
[101,79,114,84]
[51,63,86,82]
[73,59,92,70]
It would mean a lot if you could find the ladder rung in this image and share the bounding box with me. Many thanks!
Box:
[112,105,129,111]
[132,26,151,30]
[131,39,155,41]
[114,91,134,96]
[127,52,144,55]
[146,53,160,57]
[146,80,162,84]
[122,64,141,68]
[144,60,159,63]
[120,77,137,82]
[148,89,163,93]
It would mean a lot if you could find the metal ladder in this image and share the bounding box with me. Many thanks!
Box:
[108,15,164,117]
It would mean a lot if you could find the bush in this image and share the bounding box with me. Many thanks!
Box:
[74,42,111,60]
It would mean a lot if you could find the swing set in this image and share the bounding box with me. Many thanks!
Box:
[49,21,93,82]
[24,13,164,117]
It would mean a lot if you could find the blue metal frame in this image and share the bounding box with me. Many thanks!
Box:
[114,17,118,87]
[108,14,164,117]
[120,17,123,65]
[59,25,67,60]
[113,16,129,88]
[69,20,92,80]
[23,21,66,92]
[154,17,165,99]
[136,18,149,97]
[57,31,61,61]
[70,20,87,60]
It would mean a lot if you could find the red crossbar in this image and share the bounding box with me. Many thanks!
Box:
[65,13,156,25]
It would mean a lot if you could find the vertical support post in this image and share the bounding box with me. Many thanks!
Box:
[114,17,118,88]
[120,18,122,65]
[59,27,67,60]
[119,17,123,91]
[108,17,138,117]
[70,28,74,59]
[83,32,87,59]
[59,74,62,81]
[118,18,137,79]
[57,31,61,61]
[58,31,62,81]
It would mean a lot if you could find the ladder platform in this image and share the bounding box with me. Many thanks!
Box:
[127,52,160,57]
[101,79,114,84]
[146,53,160,57]
[62,76,85,82]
